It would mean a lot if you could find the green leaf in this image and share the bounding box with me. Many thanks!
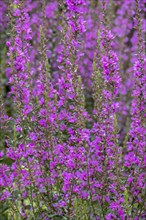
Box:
[123,188,129,203]
[0,157,14,166]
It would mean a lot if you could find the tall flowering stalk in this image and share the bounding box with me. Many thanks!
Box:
[91,1,123,218]
[1,1,34,218]
[124,0,146,218]
[56,0,91,217]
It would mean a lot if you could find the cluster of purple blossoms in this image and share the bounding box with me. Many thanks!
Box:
[0,0,145,219]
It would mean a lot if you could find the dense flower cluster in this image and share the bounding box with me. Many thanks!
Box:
[0,0,145,219]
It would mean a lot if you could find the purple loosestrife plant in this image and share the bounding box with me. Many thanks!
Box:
[91,3,123,217]
[124,0,146,218]
[0,0,145,219]
[55,0,91,217]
